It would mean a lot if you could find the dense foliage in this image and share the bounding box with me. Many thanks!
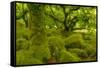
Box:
[16,3,97,65]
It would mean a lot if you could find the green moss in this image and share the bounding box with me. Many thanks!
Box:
[31,45,51,62]
[16,27,32,40]
[85,45,96,58]
[47,28,62,37]
[16,38,30,51]
[16,50,43,65]
[15,3,96,65]
[64,34,86,49]
[68,48,88,59]
[59,50,80,62]
[48,36,65,50]
[47,36,65,59]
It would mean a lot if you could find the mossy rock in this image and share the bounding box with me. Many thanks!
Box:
[16,27,32,40]
[84,34,96,58]
[16,20,26,28]
[48,36,65,50]
[16,50,43,65]
[68,48,88,59]
[47,28,61,37]
[16,38,31,51]
[59,50,80,62]
[85,45,96,58]
[30,44,51,63]
[61,31,74,37]
[47,36,66,61]
[64,34,86,49]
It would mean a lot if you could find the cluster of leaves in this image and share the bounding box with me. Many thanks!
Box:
[16,3,97,65]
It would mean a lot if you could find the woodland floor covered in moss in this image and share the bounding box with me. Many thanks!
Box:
[16,2,97,65]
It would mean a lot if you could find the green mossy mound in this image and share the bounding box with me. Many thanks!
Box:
[64,34,86,49]
[48,36,65,50]
[16,50,43,65]
[30,45,51,63]
[68,48,88,59]
[16,26,32,40]
[85,45,96,58]
[16,38,31,51]
[59,50,81,62]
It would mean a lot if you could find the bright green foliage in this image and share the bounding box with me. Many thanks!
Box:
[16,2,97,65]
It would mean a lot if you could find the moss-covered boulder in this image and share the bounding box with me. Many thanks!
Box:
[48,36,65,50]
[64,34,86,49]
[31,44,51,63]
[16,38,31,51]
[85,45,96,58]
[16,50,43,65]
[16,27,32,40]
[68,48,88,59]
[59,50,80,62]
